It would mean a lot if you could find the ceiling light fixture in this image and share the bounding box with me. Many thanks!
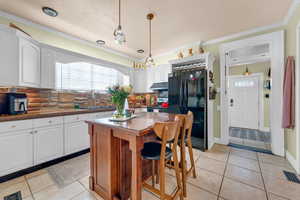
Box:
[137,49,144,54]
[42,7,58,17]
[113,0,126,45]
[145,13,155,67]
[243,65,251,76]
[96,40,105,45]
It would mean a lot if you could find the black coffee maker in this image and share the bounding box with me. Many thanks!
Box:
[0,93,28,115]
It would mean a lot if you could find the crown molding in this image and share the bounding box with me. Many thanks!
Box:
[154,22,283,59]
[283,0,300,25]
[0,10,140,62]
[154,0,299,60]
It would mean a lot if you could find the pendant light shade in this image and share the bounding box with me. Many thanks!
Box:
[243,65,251,76]
[113,0,126,44]
[145,13,155,67]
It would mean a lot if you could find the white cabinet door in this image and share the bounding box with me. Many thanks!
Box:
[33,125,64,165]
[41,47,55,89]
[64,122,89,155]
[19,38,41,87]
[0,130,33,176]
[156,64,171,82]
[133,69,148,93]
[146,67,155,92]
[162,64,171,82]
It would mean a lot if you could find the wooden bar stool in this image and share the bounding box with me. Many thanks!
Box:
[165,112,197,197]
[180,111,197,197]
[141,116,183,200]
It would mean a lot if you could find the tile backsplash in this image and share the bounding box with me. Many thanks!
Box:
[0,87,112,111]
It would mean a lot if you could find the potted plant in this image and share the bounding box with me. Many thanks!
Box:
[107,85,132,118]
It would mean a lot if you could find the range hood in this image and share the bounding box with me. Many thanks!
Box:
[150,82,168,91]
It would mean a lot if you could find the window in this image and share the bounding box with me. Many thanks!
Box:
[234,80,255,87]
[56,62,130,92]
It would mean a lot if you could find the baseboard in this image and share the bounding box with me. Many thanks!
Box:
[214,137,228,145]
[208,140,214,149]
[0,148,90,183]
[285,150,299,174]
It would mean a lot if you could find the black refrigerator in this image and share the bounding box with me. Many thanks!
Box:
[168,69,207,151]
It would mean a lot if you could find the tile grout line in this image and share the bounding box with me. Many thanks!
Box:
[24,176,35,200]
[216,149,231,199]
[257,152,269,200]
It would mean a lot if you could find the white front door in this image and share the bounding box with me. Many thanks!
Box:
[229,75,260,129]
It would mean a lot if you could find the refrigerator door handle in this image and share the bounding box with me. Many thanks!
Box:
[185,80,189,108]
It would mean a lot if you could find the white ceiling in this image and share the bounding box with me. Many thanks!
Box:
[0,0,293,59]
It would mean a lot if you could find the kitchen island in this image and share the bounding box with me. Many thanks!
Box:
[86,112,176,200]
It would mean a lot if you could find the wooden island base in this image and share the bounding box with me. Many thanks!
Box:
[86,113,175,200]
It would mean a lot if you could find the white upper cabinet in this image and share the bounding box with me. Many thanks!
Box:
[157,64,171,82]
[19,38,41,87]
[133,69,148,93]
[40,47,56,89]
[132,64,171,93]
[0,25,41,87]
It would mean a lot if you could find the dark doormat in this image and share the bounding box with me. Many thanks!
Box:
[283,170,300,184]
[4,191,22,200]
[228,143,273,154]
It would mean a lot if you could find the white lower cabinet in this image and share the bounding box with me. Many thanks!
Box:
[0,130,33,176]
[0,112,109,177]
[33,125,64,165]
[64,121,89,155]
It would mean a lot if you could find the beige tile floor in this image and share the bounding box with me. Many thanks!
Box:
[0,144,299,200]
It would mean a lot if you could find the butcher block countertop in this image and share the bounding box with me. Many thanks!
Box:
[0,108,115,122]
[86,112,176,136]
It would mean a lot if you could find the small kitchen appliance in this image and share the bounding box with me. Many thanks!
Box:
[0,93,28,115]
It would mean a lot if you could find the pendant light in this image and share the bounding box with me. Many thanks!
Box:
[113,0,126,44]
[145,13,155,67]
[243,65,251,76]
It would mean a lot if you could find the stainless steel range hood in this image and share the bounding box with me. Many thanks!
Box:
[150,82,168,91]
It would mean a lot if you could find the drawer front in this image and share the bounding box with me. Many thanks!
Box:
[0,120,33,133]
[33,117,64,128]
[64,114,91,123]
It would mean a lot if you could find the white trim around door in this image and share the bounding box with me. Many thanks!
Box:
[219,31,285,156]
[295,22,300,174]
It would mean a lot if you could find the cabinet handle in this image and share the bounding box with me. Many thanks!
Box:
[11,125,16,128]
[35,130,38,133]
[30,131,33,134]
[48,120,52,123]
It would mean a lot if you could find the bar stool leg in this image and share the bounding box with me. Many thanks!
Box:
[159,159,166,200]
[180,137,187,197]
[173,146,184,200]
[187,137,197,178]
[156,160,160,184]
[152,160,156,187]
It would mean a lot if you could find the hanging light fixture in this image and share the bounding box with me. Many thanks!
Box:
[243,65,251,76]
[145,13,155,67]
[113,0,126,44]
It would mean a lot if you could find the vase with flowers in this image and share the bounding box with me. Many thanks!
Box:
[107,85,132,118]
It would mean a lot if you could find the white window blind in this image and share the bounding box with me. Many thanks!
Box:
[56,62,129,92]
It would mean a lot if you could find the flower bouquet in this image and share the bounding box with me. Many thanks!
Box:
[107,85,132,118]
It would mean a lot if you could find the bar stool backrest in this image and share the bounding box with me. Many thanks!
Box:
[184,111,194,137]
[153,116,181,143]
